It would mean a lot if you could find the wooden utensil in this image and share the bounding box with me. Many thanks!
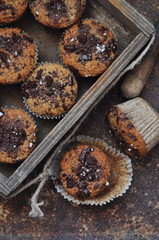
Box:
[121,21,159,99]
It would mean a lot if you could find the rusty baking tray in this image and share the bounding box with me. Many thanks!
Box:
[0,0,155,196]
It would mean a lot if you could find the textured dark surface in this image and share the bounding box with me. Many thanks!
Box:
[0,1,159,239]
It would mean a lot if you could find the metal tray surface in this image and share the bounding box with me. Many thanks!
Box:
[0,0,155,196]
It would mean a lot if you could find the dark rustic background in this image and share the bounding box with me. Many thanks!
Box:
[0,1,159,239]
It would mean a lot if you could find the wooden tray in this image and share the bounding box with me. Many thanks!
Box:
[0,0,155,196]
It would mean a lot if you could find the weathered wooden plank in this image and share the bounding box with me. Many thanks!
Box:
[0,181,10,196]
[109,0,155,36]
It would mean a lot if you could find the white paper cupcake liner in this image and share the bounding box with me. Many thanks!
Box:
[51,135,133,206]
[118,97,159,152]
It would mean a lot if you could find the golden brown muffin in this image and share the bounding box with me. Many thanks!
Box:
[0,27,37,84]
[29,0,86,28]
[108,105,147,159]
[60,19,117,77]
[0,108,37,163]
[60,144,110,199]
[23,63,78,118]
[0,0,28,25]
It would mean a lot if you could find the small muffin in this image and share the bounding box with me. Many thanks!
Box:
[29,0,86,28]
[60,19,117,77]
[23,63,78,118]
[0,27,37,84]
[107,97,159,159]
[52,136,133,205]
[0,0,28,25]
[60,144,110,199]
[0,108,37,163]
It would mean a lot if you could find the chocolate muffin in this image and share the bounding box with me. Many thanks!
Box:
[23,63,78,118]
[60,19,117,77]
[29,0,87,28]
[60,144,110,199]
[107,98,159,159]
[0,0,28,25]
[0,108,37,163]
[0,27,37,84]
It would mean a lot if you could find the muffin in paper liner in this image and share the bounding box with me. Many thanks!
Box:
[0,106,37,164]
[59,18,117,78]
[108,97,159,159]
[29,0,87,29]
[51,135,133,206]
[22,62,78,120]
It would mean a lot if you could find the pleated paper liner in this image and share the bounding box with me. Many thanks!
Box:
[118,97,159,152]
[51,135,133,206]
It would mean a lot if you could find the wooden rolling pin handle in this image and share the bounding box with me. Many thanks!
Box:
[121,21,159,99]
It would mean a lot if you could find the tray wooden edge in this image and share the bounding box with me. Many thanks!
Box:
[108,0,155,36]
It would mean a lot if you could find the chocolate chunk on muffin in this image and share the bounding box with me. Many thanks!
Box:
[107,97,159,159]
[60,19,117,77]
[0,108,36,163]
[0,27,37,84]
[23,63,78,118]
[60,144,110,199]
[29,0,86,28]
[0,0,28,25]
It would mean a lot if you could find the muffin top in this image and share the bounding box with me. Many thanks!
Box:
[0,0,28,25]
[0,108,36,163]
[29,0,87,28]
[23,63,78,118]
[60,144,110,199]
[60,19,117,77]
[0,27,37,84]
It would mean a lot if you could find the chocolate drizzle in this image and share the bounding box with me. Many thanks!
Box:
[116,134,140,159]
[63,22,117,64]
[45,0,67,24]
[65,146,102,198]
[0,32,34,69]
[0,111,27,154]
